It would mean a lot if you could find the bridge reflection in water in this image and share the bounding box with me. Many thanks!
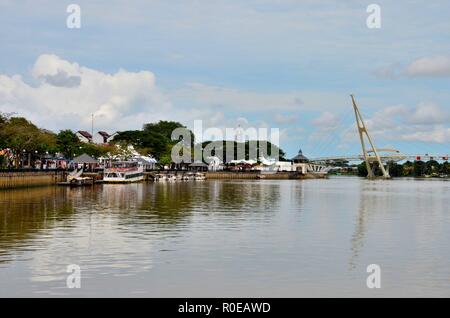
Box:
[0,178,449,297]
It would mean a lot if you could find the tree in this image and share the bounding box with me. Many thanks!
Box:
[387,162,403,177]
[113,121,193,160]
[402,161,414,176]
[357,161,387,177]
[56,129,113,158]
[143,121,185,139]
[200,140,286,163]
[357,162,368,176]
[0,113,7,150]
[107,141,135,159]
[0,117,56,167]
[36,129,57,154]
[441,161,450,175]
[413,160,426,177]
[425,160,440,175]
[56,130,82,158]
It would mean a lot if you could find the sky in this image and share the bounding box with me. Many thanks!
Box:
[0,0,449,158]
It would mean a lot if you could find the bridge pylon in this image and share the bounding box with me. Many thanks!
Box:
[350,94,390,179]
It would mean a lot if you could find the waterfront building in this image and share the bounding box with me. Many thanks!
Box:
[206,156,223,171]
[93,131,117,145]
[290,148,309,174]
[291,149,309,163]
[72,153,98,171]
[76,131,93,143]
[134,156,158,171]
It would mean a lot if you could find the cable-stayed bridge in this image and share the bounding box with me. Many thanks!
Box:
[307,95,449,179]
[310,151,449,164]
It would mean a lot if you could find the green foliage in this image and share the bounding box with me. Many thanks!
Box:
[357,162,368,176]
[386,162,403,177]
[442,161,450,174]
[55,129,111,158]
[56,130,81,158]
[159,154,173,165]
[143,121,185,139]
[0,116,57,167]
[113,121,192,160]
[402,161,414,176]
[413,160,426,177]
[200,140,286,162]
[79,142,109,158]
[113,121,287,163]
[425,160,440,175]
[107,141,135,159]
[356,160,449,178]
[0,113,7,149]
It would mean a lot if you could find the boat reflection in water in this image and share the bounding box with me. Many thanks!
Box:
[0,178,449,297]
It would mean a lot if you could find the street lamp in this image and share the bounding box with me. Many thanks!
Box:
[22,149,26,169]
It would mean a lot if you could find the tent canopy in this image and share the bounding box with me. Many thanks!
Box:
[135,156,157,164]
[228,159,257,165]
[72,153,98,164]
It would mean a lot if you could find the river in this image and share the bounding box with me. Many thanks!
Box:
[0,177,449,297]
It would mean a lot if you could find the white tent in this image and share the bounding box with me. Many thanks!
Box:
[258,156,276,166]
[228,159,257,165]
[134,155,157,164]
[206,156,222,171]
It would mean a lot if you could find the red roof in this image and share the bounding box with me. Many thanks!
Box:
[98,131,110,138]
[77,131,92,139]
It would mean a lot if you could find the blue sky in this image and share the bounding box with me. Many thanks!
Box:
[0,0,449,158]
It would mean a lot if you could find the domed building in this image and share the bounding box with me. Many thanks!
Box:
[289,149,309,174]
[291,149,309,163]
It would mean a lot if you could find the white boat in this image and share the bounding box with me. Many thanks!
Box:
[154,173,167,182]
[103,161,144,183]
[167,174,177,182]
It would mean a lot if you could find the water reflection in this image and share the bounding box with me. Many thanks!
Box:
[349,181,379,270]
[0,187,75,264]
[0,178,449,297]
[0,181,282,268]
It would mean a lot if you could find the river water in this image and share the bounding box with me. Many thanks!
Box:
[0,177,449,297]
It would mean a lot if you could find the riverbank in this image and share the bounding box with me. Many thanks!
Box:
[0,171,66,190]
[0,170,326,189]
[144,171,326,180]
[205,171,326,179]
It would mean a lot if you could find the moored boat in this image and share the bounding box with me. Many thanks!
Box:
[103,161,144,183]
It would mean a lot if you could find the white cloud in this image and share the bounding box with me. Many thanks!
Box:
[172,82,304,112]
[405,56,450,77]
[274,113,298,124]
[375,56,450,79]
[312,111,339,131]
[0,54,173,132]
[399,127,450,144]
[408,102,450,125]
[364,103,450,144]
[0,54,336,150]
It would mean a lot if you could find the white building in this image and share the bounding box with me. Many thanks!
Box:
[76,131,93,143]
[93,131,116,144]
[77,130,116,144]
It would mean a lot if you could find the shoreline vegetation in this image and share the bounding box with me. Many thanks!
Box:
[329,161,450,179]
[1,112,448,180]
[0,112,284,170]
